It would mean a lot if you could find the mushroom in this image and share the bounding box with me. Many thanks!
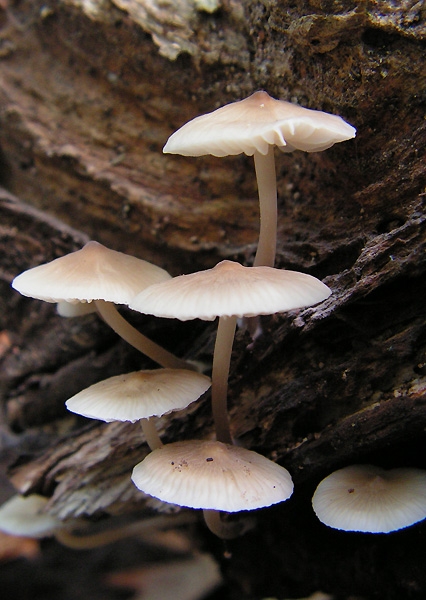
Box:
[66,368,211,450]
[0,493,196,549]
[130,259,331,444]
[312,464,426,533]
[0,494,63,540]
[12,240,192,370]
[131,438,294,537]
[164,90,356,267]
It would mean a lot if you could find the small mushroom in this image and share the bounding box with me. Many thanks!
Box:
[131,438,293,512]
[132,439,293,538]
[0,493,196,549]
[0,494,63,539]
[130,260,331,443]
[164,90,356,267]
[312,464,426,533]
[66,368,211,450]
[12,240,192,370]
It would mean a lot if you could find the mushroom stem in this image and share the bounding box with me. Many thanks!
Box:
[54,527,128,550]
[94,300,194,370]
[54,512,196,549]
[141,417,163,451]
[253,147,278,268]
[203,509,255,540]
[211,315,237,444]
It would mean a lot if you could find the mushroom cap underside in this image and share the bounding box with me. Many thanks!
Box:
[164,90,356,157]
[130,259,331,321]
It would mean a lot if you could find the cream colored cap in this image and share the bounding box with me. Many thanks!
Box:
[164,90,356,157]
[132,439,294,512]
[0,495,60,538]
[66,368,211,422]
[12,241,171,305]
[130,260,331,321]
[312,464,426,533]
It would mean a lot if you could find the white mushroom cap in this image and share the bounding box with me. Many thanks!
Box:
[130,260,331,321]
[312,464,426,533]
[12,240,171,305]
[66,368,211,423]
[163,90,356,157]
[132,439,294,512]
[0,495,61,538]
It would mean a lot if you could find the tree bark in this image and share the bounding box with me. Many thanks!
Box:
[0,1,425,598]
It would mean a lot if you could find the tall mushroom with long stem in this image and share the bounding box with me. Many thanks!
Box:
[11,240,193,370]
[130,259,331,444]
[164,90,356,267]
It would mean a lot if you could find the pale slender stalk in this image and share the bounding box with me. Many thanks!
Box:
[211,315,237,445]
[253,148,277,267]
[54,512,196,549]
[54,526,137,550]
[203,509,255,539]
[141,417,163,451]
[95,300,194,370]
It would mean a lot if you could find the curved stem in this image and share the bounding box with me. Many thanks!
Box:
[141,418,163,451]
[253,148,277,268]
[95,300,194,370]
[203,510,255,540]
[54,527,130,550]
[54,512,196,549]
[211,315,237,444]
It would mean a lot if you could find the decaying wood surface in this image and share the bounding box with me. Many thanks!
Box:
[0,1,425,598]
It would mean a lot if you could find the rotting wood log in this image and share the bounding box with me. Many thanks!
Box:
[0,1,425,599]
